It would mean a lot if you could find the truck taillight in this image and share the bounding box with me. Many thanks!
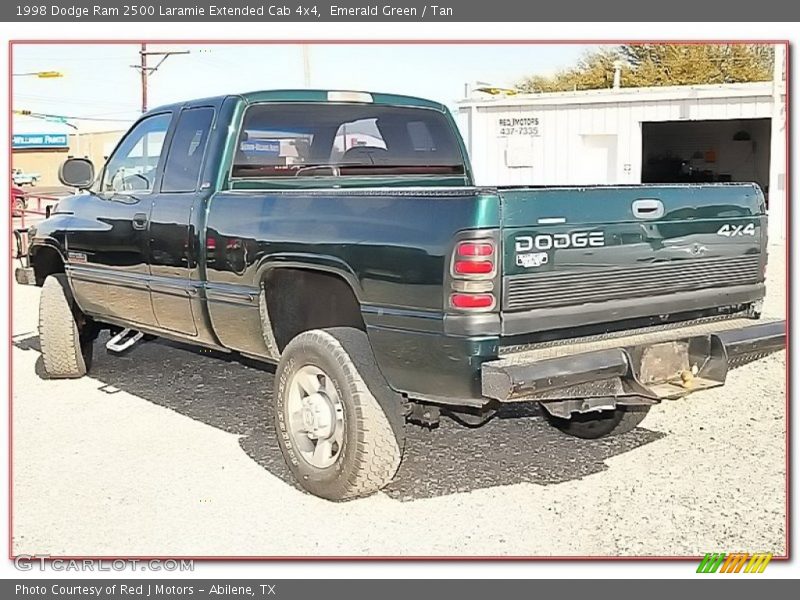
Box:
[454,259,493,275]
[450,293,495,309]
[449,237,498,311]
[456,241,493,257]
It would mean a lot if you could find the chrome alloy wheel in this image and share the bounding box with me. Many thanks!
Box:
[286,365,345,469]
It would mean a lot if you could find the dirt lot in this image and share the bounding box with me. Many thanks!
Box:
[11,245,786,557]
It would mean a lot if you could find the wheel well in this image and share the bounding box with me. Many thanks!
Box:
[263,268,365,352]
[32,246,65,286]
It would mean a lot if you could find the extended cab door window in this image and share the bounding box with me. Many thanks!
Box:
[101,113,171,193]
[161,107,215,192]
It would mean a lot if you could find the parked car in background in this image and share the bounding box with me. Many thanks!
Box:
[12,168,40,187]
[11,185,27,217]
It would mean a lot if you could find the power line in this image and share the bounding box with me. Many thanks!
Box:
[14,109,134,122]
[61,115,136,122]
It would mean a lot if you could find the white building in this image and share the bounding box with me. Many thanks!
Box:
[457,80,787,240]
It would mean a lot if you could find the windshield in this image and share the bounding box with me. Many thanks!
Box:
[232,103,465,178]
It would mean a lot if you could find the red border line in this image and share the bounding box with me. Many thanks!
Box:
[784,40,791,565]
[7,38,13,566]
[7,39,792,44]
[7,39,791,563]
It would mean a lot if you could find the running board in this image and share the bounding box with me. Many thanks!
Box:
[106,328,143,353]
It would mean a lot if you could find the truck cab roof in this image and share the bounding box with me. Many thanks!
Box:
[241,90,448,111]
[147,90,449,115]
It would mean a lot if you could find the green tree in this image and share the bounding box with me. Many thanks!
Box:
[516,44,774,93]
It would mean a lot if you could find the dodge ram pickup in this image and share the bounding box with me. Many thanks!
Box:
[16,89,785,500]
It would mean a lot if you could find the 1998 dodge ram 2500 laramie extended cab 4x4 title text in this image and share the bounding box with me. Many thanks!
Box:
[16,89,785,500]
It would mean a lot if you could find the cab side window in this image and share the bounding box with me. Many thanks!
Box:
[162,107,215,193]
[102,113,171,193]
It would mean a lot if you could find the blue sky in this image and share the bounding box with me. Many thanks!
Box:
[12,43,597,133]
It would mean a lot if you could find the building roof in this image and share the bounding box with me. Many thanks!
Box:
[458,81,784,108]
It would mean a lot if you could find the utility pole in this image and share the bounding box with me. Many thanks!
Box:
[132,43,191,113]
[140,43,147,114]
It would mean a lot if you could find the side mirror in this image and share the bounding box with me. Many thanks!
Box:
[59,158,95,190]
[45,204,52,218]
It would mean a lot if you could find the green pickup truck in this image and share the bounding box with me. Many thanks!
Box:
[16,89,784,500]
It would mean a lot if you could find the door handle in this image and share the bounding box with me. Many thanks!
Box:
[132,212,149,230]
[632,198,664,219]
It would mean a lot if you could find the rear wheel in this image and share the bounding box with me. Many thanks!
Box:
[274,327,405,501]
[39,274,94,378]
[545,405,650,439]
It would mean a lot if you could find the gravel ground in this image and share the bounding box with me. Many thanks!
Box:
[11,245,786,557]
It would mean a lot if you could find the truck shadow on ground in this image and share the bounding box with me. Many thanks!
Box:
[14,333,665,501]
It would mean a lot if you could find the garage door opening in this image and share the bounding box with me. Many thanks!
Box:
[641,118,771,195]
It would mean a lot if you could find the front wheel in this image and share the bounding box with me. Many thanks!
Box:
[274,327,405,501]
[39,274,94,378]
[544,405,651,439]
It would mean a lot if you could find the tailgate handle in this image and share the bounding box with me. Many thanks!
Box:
[632,198,664,219]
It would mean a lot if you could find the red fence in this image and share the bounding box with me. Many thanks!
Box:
[15,193,61,228]
[12,192,63,261]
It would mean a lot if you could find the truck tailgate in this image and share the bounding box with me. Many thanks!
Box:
[497,183,767,335]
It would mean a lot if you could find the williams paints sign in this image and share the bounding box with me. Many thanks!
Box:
[12,133,69,149]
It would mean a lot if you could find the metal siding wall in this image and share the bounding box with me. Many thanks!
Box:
[461,93,776,188]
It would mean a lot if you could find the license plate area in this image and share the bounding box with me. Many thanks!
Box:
[627,335,727,399]
[638,340,690,384]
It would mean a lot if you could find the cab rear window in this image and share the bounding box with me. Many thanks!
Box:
[232,103,464,178]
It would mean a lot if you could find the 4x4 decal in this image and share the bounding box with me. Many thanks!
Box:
[717,223,756,237]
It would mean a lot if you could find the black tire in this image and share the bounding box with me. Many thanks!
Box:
[545,405,650,439]
[274,327,405,501]
[39,274,94,378]
[13,196,27,216]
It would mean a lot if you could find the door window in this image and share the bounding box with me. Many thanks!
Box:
[162,107,215,192]
[102,113,171,193]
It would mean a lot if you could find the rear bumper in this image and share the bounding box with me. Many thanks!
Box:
[482,318,785,402]
[714,321,786,363]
